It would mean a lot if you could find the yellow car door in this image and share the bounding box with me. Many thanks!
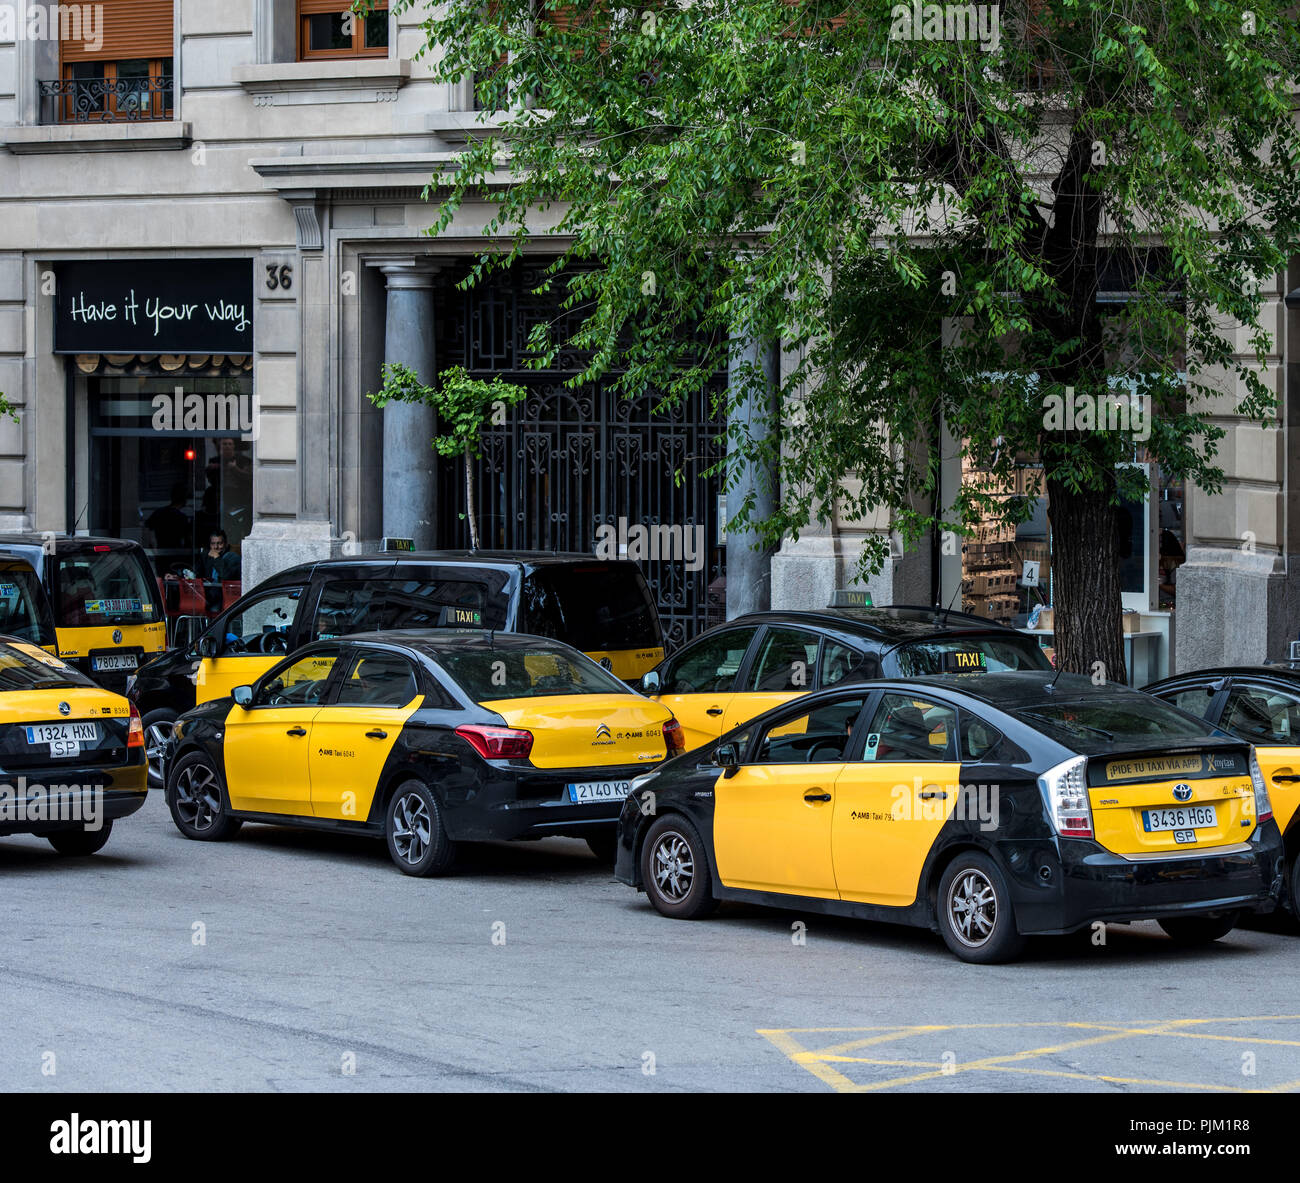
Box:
[651,626,760,751]
[221,647,340,815]
[310,648,423,821]
[712,695,869,899]
[831,693,963,907]
[720,624,824,734]
[1217,683,1300,833]
[195,586,305,705]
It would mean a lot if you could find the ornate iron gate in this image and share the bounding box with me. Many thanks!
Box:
[433,260,726,648]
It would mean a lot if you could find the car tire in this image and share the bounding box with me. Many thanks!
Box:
[1290,857,1300,920]
[47,821,113,856]
[385,780,456,877]
[1157,911,1239,945]
[640,815,718,920]
[142,708,178,792]
[585,830,618,864]
[936,851,1026,964]
[166,751,243,841]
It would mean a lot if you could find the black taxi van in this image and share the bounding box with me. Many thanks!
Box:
[0,535,166,693]
[130,551,664,786]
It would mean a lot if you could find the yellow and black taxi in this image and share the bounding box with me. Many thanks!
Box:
[0,634,147,855]
[614,671,1283,963]
[1146,664,1300,913]
[164,630,683,875]
[131,550,664,789]
[0,535,166,693]
[641,606,1053,752]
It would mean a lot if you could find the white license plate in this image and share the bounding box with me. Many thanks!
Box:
[1143,805,1216,833]
[92,653,138,672]
[25,722,98,758]
[567,781,631,804]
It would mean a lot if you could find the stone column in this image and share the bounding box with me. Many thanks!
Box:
[726,332,779,617]
[380,261,438,549]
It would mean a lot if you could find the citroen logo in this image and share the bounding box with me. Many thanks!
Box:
[595,724,612,740]
[1173,783,1193,802]
[112,629,122,644]
[58,701,70,716]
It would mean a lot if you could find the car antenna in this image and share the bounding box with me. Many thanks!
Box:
[934,576,962,625]
[1044,649,1066,694]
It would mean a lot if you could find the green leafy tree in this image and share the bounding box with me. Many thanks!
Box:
[395,0,1300,677]
[368,363,528,549]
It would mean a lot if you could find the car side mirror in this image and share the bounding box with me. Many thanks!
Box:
[715,741,740,777]
[641,669,661,694]
[231,684,253,707]
[197,634,219,658]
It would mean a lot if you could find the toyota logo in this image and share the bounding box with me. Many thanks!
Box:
[57,701,70,716]
[1173,783,1193,802]
[112,629,122,644]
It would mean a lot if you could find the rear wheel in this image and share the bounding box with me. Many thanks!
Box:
[47,821,113,856]
[936,852,1026,963]
[1157,912,1239,945]
[167,751,243,841]
[142,709,178,792]
[1289,857,1300,919]
[385,780,456,877]
[640,815,717,919]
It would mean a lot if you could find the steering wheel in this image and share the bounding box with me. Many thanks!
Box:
[260,631,289,655]
[806,739,843,762]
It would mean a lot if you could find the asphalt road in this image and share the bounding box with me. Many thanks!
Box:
[3,796,1300,1093]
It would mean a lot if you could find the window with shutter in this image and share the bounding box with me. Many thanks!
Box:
[45,0,174,124]
[298,0,389,60]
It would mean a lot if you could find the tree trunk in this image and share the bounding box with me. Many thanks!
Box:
[464,445,480,550]
[1045,475,1126,684]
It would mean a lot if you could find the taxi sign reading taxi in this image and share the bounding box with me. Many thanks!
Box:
[943,650,988,672]
[830,589,873,607]
[382,537,415,552]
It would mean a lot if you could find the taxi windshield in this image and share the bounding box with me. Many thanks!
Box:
[54,548,160,627]
[0,644,89,691]
[0,564,56,646]
[886,636,1053,676]
[1012,696,1211,754]
[440,646,631,700]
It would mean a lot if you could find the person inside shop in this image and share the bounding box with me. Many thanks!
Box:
[200,530,241,612]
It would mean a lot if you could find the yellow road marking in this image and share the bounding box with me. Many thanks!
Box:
[759,1016,1300,1093]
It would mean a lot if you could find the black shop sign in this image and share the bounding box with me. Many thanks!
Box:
[54,259,254,354]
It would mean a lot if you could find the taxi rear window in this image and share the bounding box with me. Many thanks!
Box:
[0,566,56,647]
[54,549,160,627]
[439,646,631,701]
[1012,696,1212,755]
[521,566,660,651]
[0,644,90,691]
[885,636,1053,677]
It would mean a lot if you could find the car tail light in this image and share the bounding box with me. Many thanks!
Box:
[1248,748,1273,823]
[127,703,144,748]
[1038,755,1092,839]
[455,724,534,760]
[663,717,684,755]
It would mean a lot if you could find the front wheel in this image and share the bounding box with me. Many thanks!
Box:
[385,780,456,877]
[47,821,113,856]
[167,751,243,841]
[142,708,178,792]
[1157,912,1239,945]
[640,815,717,919]
[1289,857,1300,920]
[585,830,618,864]
[936,852,1026,963]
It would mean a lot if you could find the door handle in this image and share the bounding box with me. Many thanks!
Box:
[919,789,948,799]
[706,707,724,717]
[366,729,388,739]
[286,726,307,737]
[804,791,832,803]
[1271,774,1300,783]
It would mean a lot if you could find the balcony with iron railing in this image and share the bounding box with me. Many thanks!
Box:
[38,62,174,124]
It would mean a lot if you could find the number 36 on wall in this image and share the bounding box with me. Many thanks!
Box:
[265,263,293,291]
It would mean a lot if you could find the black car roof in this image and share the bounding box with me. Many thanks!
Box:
[726,605,1023,646]
[1146,665,1300,690]
[0,533,141,551]
[330,629,585,657]
[257,550,641,587]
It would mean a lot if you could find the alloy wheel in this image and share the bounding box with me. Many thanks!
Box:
[651,831,694,902]
[145,720,174,789]
[391,792,431,866]
[173,762,221,833]
[947,868,998,948]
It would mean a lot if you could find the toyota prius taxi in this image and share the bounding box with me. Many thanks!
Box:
[165,630,683,875]
[614,672,1284,963]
